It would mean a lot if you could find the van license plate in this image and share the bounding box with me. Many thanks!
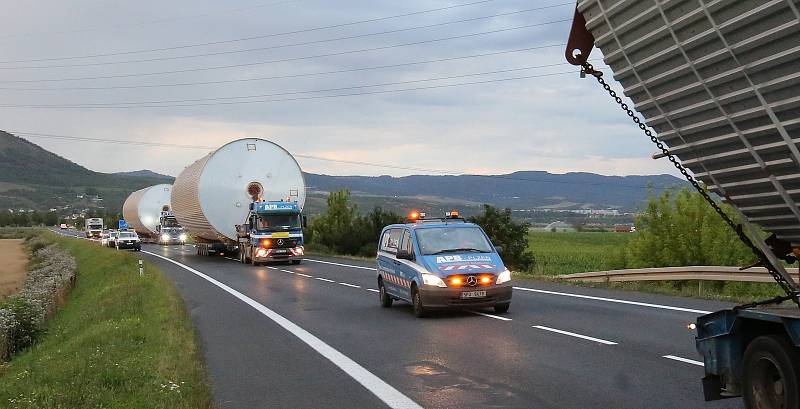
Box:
[461,290,486,299]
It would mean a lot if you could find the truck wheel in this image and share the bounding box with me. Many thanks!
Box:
[378,278,392,308]
[411,286,427,318]
[494,303,510,314]
[743,335,800,409]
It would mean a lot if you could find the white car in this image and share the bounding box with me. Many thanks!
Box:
[115,231,141,251]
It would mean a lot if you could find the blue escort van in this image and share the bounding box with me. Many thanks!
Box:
[376,211,512,317]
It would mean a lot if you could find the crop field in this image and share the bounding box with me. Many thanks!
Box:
[0,239,27,299]
[527,231,633,275]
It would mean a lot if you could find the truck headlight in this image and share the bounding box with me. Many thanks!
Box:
[422,273,447,288]
[161,234,170,242]
[496,269,511,284]
[179,234,187,241]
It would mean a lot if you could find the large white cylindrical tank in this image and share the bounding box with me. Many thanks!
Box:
[171,138,306,242]
[122,184,173,235]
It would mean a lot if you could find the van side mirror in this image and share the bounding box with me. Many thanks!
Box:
[302,215,308,228]
[396,249,414,261]
[495,246,503,255]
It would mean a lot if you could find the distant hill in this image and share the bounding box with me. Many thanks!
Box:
[0,130,684,217]
[0,131,175,212]
[113,169,173,180]
[304,171,684,213]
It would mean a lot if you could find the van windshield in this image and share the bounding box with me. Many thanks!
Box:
[416,226,493,255]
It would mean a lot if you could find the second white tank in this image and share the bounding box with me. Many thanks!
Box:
[122,184,173,235]
[171,138,306,242]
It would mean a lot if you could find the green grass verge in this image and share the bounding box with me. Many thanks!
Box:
[0,234,213,409]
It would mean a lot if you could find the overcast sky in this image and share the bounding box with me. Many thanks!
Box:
[0,0,676,178]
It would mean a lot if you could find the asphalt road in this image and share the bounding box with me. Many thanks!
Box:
[56,230,741,409]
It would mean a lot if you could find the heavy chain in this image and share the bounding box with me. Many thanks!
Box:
[582,61,799,306]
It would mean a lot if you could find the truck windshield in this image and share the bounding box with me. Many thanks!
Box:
[255,214,301,231]
[162,217,180,228]
[88,224,102,230]
[416,226,493,255]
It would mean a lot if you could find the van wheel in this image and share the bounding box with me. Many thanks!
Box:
[743,335,800,409]
[494,303,510,314]
[411,286,427,318]
[379,278,393,308]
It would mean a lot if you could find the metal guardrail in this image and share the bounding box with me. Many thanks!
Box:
[560,266,800,283]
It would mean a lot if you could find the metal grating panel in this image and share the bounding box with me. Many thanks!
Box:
[577,0,800,245]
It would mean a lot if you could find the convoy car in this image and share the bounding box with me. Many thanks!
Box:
[59,223,68,229]
[106,230,119,248]
[115,231,141,251]
[100,231,111,247]
[377,211,512,317]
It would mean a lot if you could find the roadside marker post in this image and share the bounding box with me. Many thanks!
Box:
[138,260,143,277]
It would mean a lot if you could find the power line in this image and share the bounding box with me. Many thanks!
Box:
[0,45,566,91]
[4,62,577,108]
[9,131,682,190]
[0,0,302,41]
[0,7,569,70]
[0,70,585,109]
[0,20,570,84]
[0,0,521,64]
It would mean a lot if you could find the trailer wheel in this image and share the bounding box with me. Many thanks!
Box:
[743,335,800,409]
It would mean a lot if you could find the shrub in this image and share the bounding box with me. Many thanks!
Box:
[0,242,77,360]
[469,205,536,272]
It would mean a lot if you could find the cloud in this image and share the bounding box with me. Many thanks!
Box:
[0,0,679,179]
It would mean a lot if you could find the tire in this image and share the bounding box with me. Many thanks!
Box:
[742,335,800,409]
[291,259,302,265]
[411,286,427,318]
[378,278,393,308]
[494,303,510,314]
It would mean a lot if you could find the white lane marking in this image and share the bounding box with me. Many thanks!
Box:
[315,277,335,283]
[305,258,375,271]
[532,325,618,345]
[339,283,361,289]
[471,311,512,321]
[281,269,296,275]
[663,355,704,366]
[514,287,712,315]
[366,289,379,293]
[296,273,312,278]
[224,257,238,261]
[142,251,422,409]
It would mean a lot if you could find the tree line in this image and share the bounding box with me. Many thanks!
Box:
[306,189,536,272]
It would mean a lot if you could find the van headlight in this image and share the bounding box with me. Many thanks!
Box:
[496,269,511,284]
[179,234,187,241]
[161,234,170,242]
[421,273,447,288]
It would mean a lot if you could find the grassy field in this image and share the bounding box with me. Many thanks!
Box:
[524,231,787,303]
[527,231,632,275]
[0,234,213,409]
[0,239,27,299]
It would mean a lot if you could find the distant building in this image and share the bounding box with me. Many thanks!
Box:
[543,221,576,232]
[614,224,635,233]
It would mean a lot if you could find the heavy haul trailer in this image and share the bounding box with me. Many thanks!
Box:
[171,137,307,264]
[567,1,800,408]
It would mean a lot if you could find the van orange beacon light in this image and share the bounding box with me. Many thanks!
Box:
[448,210,460,218]
[408,211,420,220]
